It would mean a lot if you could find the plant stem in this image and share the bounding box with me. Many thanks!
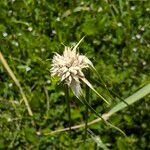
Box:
[65,85,71,131]
[84,72,90,141]
[65,85,73,148]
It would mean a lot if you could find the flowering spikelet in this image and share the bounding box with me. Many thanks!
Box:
[51,38,109,104]
[50,38,93,96]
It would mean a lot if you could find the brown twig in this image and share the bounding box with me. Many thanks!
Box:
[44,113,110,135]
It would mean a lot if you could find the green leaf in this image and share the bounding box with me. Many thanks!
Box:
[72,37,85,52]
[81,78,109,104]
[109,83,150,115]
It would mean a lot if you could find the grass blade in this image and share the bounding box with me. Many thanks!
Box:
[72,36,85,52]
[81,97,126,136]
[0,52,33,116]
[82,97,107,123]
[91,67,130,107]
[108,83,150,115]
[81,78,109,104]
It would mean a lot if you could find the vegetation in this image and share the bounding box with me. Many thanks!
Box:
[0,0,150,149]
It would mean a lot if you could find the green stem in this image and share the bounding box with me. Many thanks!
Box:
[84,72,90,141]
[65,85,71,131]
[83,98,107,125]
[65,85,73,148]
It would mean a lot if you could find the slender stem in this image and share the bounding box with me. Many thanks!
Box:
[65,85,71,131]
[84,72,90,141]
[64,85,72,148]
[83,98,107,125]
[94,70,129,106]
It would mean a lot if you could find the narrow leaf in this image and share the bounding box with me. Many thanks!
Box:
[81,78,109,104]
[72,37,85,52]
[81,97,126,136]
[92,68,130,107]
[0,52,33,116]
[109,83,150,115]
[81,97,107,124]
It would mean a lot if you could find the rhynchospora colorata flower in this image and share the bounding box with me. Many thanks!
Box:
[50,38,108,104]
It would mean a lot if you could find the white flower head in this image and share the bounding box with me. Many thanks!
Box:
[50,37,93,96]
[50,38,109,104]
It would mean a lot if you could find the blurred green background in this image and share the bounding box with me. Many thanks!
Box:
[0,0,150,149]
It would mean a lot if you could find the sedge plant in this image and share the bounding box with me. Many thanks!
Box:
[50,37,125,139]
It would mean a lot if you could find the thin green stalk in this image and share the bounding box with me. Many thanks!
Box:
[65,85,71,131]
[82,98,126,136]
[84,72,90,141]
[64,85,72,149]
[93,68,129,107]
[82,97,107,125]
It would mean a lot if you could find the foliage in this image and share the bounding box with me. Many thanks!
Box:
[0,0,150,149]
